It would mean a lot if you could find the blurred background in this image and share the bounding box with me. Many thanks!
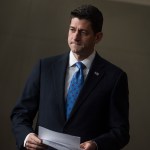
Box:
[0,0,150,149]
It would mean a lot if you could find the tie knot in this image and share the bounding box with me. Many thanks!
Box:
[75,62,85,70]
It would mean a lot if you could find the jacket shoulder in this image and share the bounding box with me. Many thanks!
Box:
[96,53,125,73]
[41,52,69,64]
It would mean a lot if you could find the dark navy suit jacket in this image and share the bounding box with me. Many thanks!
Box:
[11,52,130,150]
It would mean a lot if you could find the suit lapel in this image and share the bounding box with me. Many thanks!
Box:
[52,53,69,123]
[67,53,105,121]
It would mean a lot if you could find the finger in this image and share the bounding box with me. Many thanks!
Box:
[80,143,86,149]
[26,133,42,147]
[80,141,97,150]
[29,133,42,144]
[26,141,47,150]
[80,141,91,150]
[25,134,46,150]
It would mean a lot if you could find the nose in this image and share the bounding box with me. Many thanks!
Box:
[73,31,81,41]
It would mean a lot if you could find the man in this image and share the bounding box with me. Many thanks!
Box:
[11,5,130,150]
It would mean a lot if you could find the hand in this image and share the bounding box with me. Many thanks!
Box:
[80,140,97,150]
[25,133,48,150]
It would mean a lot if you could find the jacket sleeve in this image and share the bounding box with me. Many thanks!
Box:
[10,60,41,149]
[94,72,130,150]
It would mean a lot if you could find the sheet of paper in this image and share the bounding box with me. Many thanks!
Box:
[38,126,81,150]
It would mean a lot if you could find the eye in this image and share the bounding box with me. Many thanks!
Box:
[81,30,88,35]
[81,31,86,34]
[69,27,75,32]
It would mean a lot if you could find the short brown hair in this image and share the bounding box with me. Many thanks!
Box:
[70,5,103,33]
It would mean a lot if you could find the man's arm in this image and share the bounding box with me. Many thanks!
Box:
[93,72,130,150]
[10,61,41,149]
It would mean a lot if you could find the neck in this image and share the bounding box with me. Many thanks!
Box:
[72,51,94,61]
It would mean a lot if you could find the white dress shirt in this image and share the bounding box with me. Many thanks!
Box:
[65,50,96,97]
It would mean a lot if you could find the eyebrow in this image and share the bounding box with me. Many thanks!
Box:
[69,26,88,32]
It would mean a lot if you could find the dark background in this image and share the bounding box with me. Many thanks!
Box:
[0,0,150,149]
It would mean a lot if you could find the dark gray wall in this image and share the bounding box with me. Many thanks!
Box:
[0,0,150,149]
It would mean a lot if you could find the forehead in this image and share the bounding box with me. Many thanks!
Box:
[70,17,92,30]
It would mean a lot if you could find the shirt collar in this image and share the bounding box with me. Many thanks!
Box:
[69,50,96,69]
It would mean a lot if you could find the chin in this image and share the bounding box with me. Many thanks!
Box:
[71,49,82,54]
[71,46,83,52]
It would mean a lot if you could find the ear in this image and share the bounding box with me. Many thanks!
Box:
[95,32,103,44]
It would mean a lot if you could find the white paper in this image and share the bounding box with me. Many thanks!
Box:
[38,126,81,150]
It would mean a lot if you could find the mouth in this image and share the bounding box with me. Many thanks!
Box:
[70,41,82,46]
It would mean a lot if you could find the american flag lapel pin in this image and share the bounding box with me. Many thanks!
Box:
[94,71,99,76]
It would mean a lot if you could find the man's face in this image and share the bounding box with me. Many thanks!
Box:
[68,17,102,60]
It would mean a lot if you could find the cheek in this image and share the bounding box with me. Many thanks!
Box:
[68,33,72,42]
[84,39,95,48]
[83,38,94,44]
[68,35,71,43]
